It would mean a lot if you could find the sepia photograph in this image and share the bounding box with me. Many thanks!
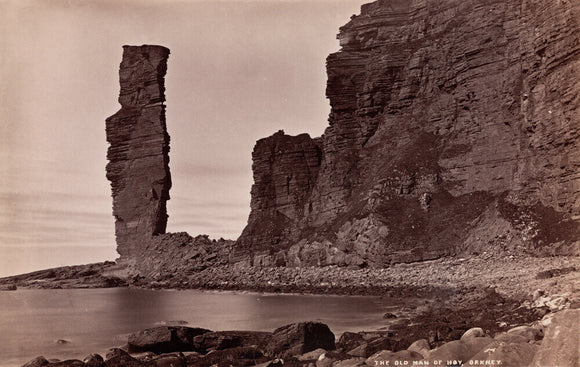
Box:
[0,0,579,366]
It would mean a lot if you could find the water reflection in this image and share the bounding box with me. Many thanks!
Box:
[0,288,396,367]
[109,288,170,329]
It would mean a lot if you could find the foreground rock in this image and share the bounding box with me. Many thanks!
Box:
[406,339,430,359]
[365,350,423,366]
[127,326,211,354]
[338,331,407,358]
[82,354,104,367]
[186,347,266,367]
[192,330,272,352]
[426,337,494,362]
[467,341,538,367]
[531,309,580,367]
[104,348,142,366]
[264,322,336,359]
[21,309,580,367]
[22,356,50,367]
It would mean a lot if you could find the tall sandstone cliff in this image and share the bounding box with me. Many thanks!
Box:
[236,0,580,267]
[105,45,172,267]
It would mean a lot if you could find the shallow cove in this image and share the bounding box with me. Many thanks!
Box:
[0,288,411,366]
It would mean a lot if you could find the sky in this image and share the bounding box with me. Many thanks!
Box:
[0,0,368,277]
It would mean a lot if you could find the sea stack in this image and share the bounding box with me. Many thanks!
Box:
[105,45,171,267]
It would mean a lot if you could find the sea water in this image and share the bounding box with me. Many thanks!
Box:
[0,288,402,367]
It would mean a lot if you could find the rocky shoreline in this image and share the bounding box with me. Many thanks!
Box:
[20,307,579,367]
[2,254,579,366]
[1,255,578,300]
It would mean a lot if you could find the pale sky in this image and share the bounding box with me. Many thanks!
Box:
[0,0,368,277]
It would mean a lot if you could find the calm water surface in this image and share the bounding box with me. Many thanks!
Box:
[0,288,403,367]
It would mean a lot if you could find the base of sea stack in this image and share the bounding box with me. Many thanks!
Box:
[21,309,580,367]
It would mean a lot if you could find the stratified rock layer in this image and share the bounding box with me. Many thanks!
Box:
[106,45,171,264]
[237,0,580,266]
[236,131,322,259]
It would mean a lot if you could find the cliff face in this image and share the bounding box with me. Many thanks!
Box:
[237,0,580,266]
[237,131,323,256]
[105,45,172,265]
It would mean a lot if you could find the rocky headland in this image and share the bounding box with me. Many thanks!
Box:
[98,0,579,279]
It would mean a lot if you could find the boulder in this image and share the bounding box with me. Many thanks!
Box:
[337,331,393,352]
[468,341,538,367]
[387,318,411,331]
[427,337,494,363]
[22,356,50,367]
[105,348,143,367]
[192,330,271,352]
[185,346,266,367]
[337,332,366,352]
[505,325,543,342]
[540,313,555,328]
[533,294,571,312]
[493,333,530,344]
[48,360,85,367]
[460,327,485,340]
[316,353,335,367]
[347,337,404,358]
[532,289,544,301]
[531,309,580,367]
[407,339,430,358]
[546,296,570,312]
[149,353,186,367]
[264,322,336,359]
[127,326,211,354]
[334,357,367,367]
[298,348,328,361]
[255,359,284,367]
[130,351,157,361]
[365,350,423,366]
[105,348,129,360]
[83,353,105,367]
